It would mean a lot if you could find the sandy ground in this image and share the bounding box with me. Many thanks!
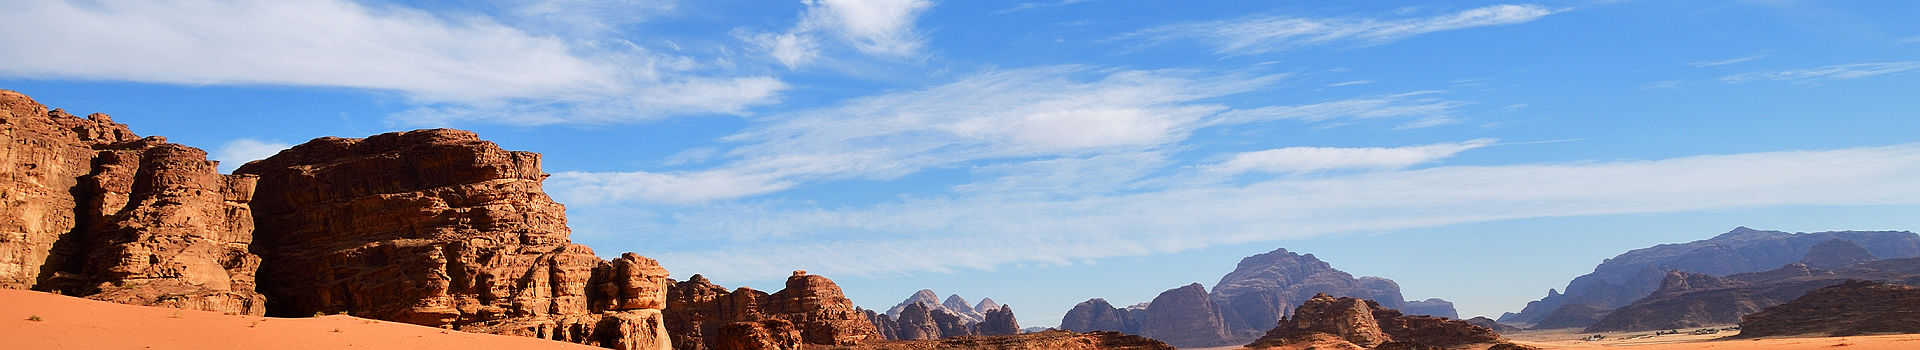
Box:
[1,289,601,350]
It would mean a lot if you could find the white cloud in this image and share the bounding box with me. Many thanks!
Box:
[746,0,934,68]
[1210,91,1467,126]
[1130,4,1555,55]
[996,0,1095,14]
[1687,53,1769,67]
[0,0,781,125]
[1326,80,1375,87]
[1210,139,1497,175]
[211,139,293,174]
[1722,61,1920,84]
[634,143,1920,281]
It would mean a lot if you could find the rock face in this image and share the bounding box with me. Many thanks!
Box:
[1401,299,1458,319]
[1211,248,1451,340]
[1246,294,1506,350]
[1527,304,1610,330]
[975,305,1019,336]
[825,329,1174,350]
[664,271,883,350]
[1140,283,1232,348]
[1799,239,1878,269]
[1059,298,1141,334]
[1583,254,1920,333]
[235,129,672,349]
[1464,317,1520,334]
[0,90,263,316]
[1736,280,1920,338]
[1502,227,1920,324]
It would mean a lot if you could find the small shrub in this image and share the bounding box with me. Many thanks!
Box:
[27,315,43,322]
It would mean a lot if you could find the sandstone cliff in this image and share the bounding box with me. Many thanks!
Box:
[1502,227,1920,324]
[1246,294,1512,350]
[975,305,1019,336]
[664,271,883,349]
[1140,283,1232,348]
[1059,298,1140,334]
[1736,280,1920,338]
[0,90,263,316]
[1211,248,1452,339]
[235,128,671,349]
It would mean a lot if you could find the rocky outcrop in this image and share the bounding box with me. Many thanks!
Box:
[1246,294,1508,350]
[234,129,671,349]
[974,298,1002,313]
[862,308,901,342]
[0,90,262,316]
[1140,283,1232,348]
[1464,317,1520,334]
[874,290,1020,340]
[824,329,1174,350]
[1737,280,1920,338]
[665,271,882,349]
[1502,227,1920,324]
[1401,299,1457,319]
[1211,249,1448,339]
[975,305,1019,336]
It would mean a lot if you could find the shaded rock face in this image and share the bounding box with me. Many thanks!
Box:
[1059,298,1140,334]
[235,129,671,349]
[1401,298,1458,319]
[664,272,882,349]
[1737,280,1920,338]
[975,305,1019,336]
[873,289,1018,340]
[1800,239,1878,269]
[0,90,261,316]
[861,308,899,342]
[824,329,1174,350]
[1247,294,1504,350]
[1211,248,1443,339]
[1583,255,1920,333]
[1527,304,1609,330]
[1140,283,1232,348]
[1503,227,1920,324]
[1464,317,1520,334]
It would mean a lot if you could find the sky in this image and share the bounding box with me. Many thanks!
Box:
[4,0,1920,326]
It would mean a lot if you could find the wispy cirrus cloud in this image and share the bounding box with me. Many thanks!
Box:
[1208,138,1497,175]
[1721,61,1920,84]
[1127,4,1556,55]
[627,143,1920,281]
[0,0,782,125]
[1687,53,1770,67]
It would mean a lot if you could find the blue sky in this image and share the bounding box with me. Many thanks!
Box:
[5,0,1920,325]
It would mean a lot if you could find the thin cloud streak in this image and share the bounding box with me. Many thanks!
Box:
[641,143,1920,281]
[1722,61,1920,83]
[1208,138,1497,175]
[1127,4,1555,55]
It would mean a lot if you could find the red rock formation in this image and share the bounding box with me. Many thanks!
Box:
[716,319,803,350]
[665,271,882,349]
[1736,280,1920,338]
[235,129,670,349]
[825,329,1174,350]
[0,90,262,316]
[1247,294,1508,350]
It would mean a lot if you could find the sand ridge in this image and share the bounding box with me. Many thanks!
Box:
[1,289,600,350]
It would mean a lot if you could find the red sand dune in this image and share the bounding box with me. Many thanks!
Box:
[1,289,600,350]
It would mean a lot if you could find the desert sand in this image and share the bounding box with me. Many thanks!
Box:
[1,289,600,350]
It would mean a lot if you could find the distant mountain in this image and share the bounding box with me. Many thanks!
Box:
[1501,227,1920,324]
[1585,252,1920,332]
[1060,247,1456,348]
[873,289,1018,339]
[1735,280,1920,338]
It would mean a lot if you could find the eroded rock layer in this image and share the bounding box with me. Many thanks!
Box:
[666,271,883,350]
[1737,280,1920,338]
[0,90,263,315]
[824,330,1174,350]
[235,129,670,349]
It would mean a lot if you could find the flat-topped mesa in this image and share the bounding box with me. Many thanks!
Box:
[234,128,669,349]
[666,271,883,350]
[1,90,262,316]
